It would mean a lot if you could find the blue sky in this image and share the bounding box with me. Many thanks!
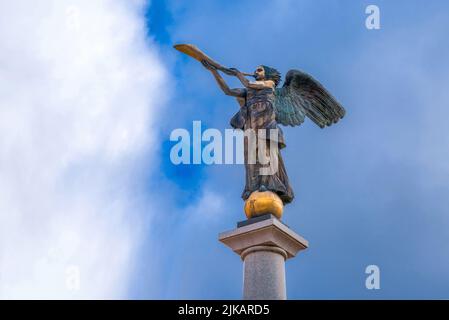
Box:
[131,0,449,299]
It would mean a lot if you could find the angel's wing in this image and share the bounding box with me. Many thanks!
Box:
[274,70,345,128]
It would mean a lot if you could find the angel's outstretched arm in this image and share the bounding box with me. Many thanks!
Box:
[211,69,246,97]
[202,61,245,98]
[234,71,274,90]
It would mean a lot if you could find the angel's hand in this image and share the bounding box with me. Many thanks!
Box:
[201,60,217,71]
[223,68,239,76]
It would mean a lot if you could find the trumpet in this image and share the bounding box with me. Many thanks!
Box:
[174,44,255,78]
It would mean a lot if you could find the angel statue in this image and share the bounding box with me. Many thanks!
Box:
[174,44,345,219]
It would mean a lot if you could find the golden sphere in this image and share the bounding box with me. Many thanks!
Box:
[244,191,284,219]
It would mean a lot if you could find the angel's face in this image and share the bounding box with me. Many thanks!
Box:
[254,66,265,81]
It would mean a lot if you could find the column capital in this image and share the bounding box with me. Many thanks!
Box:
[219,215,308,259]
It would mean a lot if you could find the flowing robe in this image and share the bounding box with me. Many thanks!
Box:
[230,87,294,204]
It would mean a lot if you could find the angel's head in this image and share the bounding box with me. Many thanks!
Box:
[254,65,281,87]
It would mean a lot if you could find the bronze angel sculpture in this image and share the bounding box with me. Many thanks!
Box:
[174,44,345,219]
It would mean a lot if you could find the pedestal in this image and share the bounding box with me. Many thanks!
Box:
[219,214,308,300]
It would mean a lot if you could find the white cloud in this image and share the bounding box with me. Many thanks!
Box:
[184,190,225,226]
[0,0,167,298]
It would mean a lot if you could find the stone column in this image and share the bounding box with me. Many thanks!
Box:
[219,214,308,300]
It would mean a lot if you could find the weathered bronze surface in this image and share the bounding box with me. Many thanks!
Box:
[175,44,345,217]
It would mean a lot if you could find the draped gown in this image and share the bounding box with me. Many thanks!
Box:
[230,87,294,204]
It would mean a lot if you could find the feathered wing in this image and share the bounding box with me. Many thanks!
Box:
[274,70,345,128]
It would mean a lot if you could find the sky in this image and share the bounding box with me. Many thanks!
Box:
[1,0,449,299]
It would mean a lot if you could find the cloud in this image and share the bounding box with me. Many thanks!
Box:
[0,0,167,298]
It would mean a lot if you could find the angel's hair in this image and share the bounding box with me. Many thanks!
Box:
[261,65,281,87]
